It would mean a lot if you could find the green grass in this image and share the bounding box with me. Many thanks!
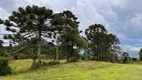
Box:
[0,59,142,80]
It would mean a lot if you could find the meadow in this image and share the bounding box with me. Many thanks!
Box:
[0,59,142,80]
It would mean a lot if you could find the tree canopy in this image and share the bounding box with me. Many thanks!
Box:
[51,10,87,62]
[3,5,54,64]
[85,24,120,61]
[0,5,121,64]
[139,48,142,61]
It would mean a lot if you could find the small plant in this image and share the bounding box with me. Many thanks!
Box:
[47,60,60,65]
[31,62,40,70]
[0,57,12,76]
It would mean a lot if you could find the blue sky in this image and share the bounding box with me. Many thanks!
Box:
[0,0,142,57]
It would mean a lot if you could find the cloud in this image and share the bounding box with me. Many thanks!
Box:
[0,8,11,41]
[120,44,141,52]
[0,0,142,53]
[130,13,142,28]
[130,47,141,52]
[0,8,9,19]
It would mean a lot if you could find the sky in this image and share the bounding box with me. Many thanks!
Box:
[0,0,142,57]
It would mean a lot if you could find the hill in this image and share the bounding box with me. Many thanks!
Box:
[0,59,142,80]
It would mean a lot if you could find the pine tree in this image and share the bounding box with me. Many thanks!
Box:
[3,5,54,64]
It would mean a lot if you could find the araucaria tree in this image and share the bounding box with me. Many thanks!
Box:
[3,5,54,64]
[51,11,87,62]
[139,48,142,61]
[85,24,120,61]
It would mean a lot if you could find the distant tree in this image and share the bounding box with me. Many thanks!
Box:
[139,48,142,61]
[13,38,38,61]
[122,52,129,63]
[0,40,3,49]
[0,19,3,50]
[3,5,54,64]
[0,40,4,56]
[41,40,57,60]
[131,57,138,62]
[51,11,87,62]
[85,24,120,61]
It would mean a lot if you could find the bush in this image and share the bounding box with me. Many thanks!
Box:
[31,62,40,70]
[132,58,139,61]
[47,61,60,65]
[70,49,80,62]
[0,57,12,76]
[139,53,142,61]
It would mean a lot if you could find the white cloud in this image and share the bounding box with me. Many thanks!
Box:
[0,8,9,19]
[121,44,141,52]
[130,13,142,28]
[130,47,141,52]
[117,33,142,43]
[12,0,117,31]
[111,0,128,9]
[1,0,142,51]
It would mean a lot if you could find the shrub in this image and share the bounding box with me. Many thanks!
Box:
[31,62,40,70]
[132,58,139,61]
[0,57,12,76]
[70,50,80,62]
[139,53,142,61]
[47,61,60,65]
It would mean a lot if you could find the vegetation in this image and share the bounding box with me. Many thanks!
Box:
[85,24,120,61]
[139,48,142,61]
[132,57,139,62]
[3,5,54,64]
[51,11,87,62]
[122,52,130,63]
[0,59,142,80]
[0,5,142,79]
[0,57,12,76]
[0,40,12,76]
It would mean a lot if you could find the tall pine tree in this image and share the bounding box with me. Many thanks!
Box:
[3,5,54,64]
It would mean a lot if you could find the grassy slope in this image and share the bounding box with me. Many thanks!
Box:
[0,59,142,80]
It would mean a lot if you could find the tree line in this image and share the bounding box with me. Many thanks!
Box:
[0,5,121,65]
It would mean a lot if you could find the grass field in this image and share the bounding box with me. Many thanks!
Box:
[0,59,142,80]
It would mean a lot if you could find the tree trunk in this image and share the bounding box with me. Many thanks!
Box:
[33,58,36,64]
[38,26,41,64]
[85,50,88,60]
[56,46,58,61]
[56,39,59,61]
[66,52,70,62]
